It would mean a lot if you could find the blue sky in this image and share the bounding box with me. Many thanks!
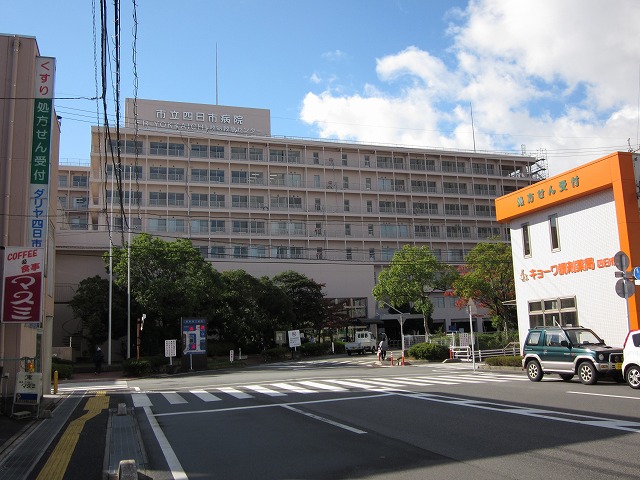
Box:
[3,0,639,175]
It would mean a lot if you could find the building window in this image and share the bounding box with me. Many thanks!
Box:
[210,145,225,158]
[522,223,531,258]
[191,144,209,158]
[211,246,225,258]
[232,171,248,184]
[369,248,375,260]
[233,246,249,258]
[549,214,560,251]
[316,247,323,259]
[364,155,370,167]
[210,170,225,183]
[72,175,88,187]
[168,219,185,232]
[58,175,68,187]
[313,152,319,164]
[168,143,185,156]
[344,199,350,212]
[191,220,208,233]
[342,153,348,166]
[345,224,351,236]
[149,141,167,155]
[343,176,349,189]
[210,220,225,232]
[368,224,374,236]
[528,297,578,328]
[249,147,263,161]
[346,248,352,260]
[231,147,247,160]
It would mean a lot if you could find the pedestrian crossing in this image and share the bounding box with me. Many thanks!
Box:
[261,357,378,369]
[131,372,528,407]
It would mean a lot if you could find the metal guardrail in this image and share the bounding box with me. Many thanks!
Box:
[450,343,521,361]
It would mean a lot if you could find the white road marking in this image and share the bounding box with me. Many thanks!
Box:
[567,391,640,401]
[244,385,286,396]
[217,387,254,399]
[270,383,316,394]
[162,392,188,404]
[190,390,221,402]
[298,381,347,392]
[282,405,367,434]
[131,393,152,407]
[143,406,188,479]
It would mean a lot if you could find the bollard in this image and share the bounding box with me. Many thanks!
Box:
[53,370,58,394]
[389,352,394,366]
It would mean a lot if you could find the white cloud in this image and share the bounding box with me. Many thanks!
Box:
[321,49,346,61]
[300,0,640,175]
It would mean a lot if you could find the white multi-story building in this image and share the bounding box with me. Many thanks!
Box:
[55,98,543,356]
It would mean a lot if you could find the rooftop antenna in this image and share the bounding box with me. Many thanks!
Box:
[470,103,477,152]
[216,43,219,105]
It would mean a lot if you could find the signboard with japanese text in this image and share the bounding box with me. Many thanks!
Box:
[2,247,44,323]
[181,318,206,355]
[14,372,43,405]
[29,57,56,248]
[288,329,301,348]
[165,339,177,358]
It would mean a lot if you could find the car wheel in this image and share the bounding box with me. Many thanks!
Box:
[626,365,640,389]
[559,374,574,382]
[526,360,543,382]
[578,362,598,385]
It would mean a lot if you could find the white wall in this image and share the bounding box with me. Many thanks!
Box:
[510,189,629,346]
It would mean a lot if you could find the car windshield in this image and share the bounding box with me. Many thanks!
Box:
[565,329,603,346]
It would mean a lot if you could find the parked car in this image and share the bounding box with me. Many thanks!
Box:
[344,331,377,355]
[622,329,640,388]
[522,326,624,385]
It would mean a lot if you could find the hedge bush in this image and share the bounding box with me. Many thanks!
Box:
[300,342,331,357]
[207,341,236,357]
[408,342,450,361]
[261,346,290,362]
[122,356,166,376]
[52,361,73,380]
[484,355,523,367]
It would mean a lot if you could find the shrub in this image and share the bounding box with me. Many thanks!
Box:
[408,342,450,361]
[122,356,166,376]
[300,342,330,357]
[261,346,290,362]
[332,341,345,354]
[484,355,523,367]
[207,341,236,357]
[52,362,73,380]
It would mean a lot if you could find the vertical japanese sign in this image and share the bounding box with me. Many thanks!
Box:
[1,247,44,323]
[29,57,56,248]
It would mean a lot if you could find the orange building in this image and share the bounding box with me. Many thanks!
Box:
[496,152,640,346]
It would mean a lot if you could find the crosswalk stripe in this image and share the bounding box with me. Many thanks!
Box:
[412,376,459,385]
[217,387,254,399]
[132,393,152,407]
[455,374,510,382]
[270,383,315,394]
[190,390,221,402]
[245,385,286,396]
[298,381,347,392]
[324,379,393,391]
[162,392,188,404]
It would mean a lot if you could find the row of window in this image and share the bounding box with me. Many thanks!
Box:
[64,213,502,241]
[97,191,497,217]
[191,244,471,263]
[91,166,502,196]
[522,213,560,257]
[104,140,511,175]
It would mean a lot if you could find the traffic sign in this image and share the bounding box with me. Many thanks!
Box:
[634,266,640,281]
[614,251,630,271]
[615,278,635,298]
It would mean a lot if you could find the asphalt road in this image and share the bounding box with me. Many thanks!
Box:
[126,360,640,479]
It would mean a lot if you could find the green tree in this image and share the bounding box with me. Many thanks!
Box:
[272,271,326,331]
[372,245,458,335]
[450,242,516,333]
[68,275,135,352]
[109,234,222,355]
[217,270,293,350]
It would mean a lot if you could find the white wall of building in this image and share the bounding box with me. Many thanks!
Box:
[511,189,628,346]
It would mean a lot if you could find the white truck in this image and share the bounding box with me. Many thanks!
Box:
[345,331,378,355]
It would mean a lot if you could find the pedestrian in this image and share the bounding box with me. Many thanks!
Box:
[379,335,388,361]
[94,346,104,375]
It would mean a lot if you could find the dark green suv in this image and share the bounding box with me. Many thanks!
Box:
[522,326,624,385]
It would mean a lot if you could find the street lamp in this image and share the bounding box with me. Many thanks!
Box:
[467,299,477,370]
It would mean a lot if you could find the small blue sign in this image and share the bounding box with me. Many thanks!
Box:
[633,266,640,281]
